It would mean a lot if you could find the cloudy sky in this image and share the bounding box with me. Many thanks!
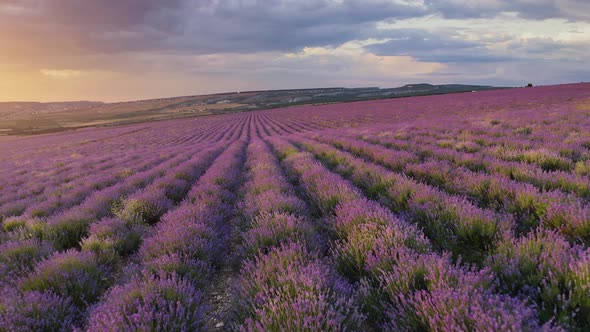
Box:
[1,0,589,102]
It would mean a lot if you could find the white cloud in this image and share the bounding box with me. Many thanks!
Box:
[278,41,445,79]
[40,69,85,79]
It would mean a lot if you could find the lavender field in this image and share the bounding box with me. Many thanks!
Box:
[1,83,590,331]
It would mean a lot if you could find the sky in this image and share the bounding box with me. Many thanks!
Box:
[1,0,589,102]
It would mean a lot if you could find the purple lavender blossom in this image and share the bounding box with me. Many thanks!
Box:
[233,242,363,330]
[0,239,53,281]
[86,274,207,331]
[0,290,76,332]
[240,212,318,258]
[19,250,109,307]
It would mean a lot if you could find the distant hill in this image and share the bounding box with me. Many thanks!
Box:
[0,84,502,136]
[0,101,103,118]
[232,84,501,108]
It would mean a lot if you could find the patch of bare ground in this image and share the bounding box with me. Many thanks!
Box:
[204,214,244,331]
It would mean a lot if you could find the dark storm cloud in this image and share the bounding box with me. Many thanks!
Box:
[423,0,590,21]
[39,0,184,29]
[0,0,429,56]
[1,0,588,58]
[170,0,427,53]
[364,29,515,64]
[365,23,590,65]
[0,0,186,55]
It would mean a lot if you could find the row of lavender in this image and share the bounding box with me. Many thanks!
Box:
[0,141,226,328]
[1,83,587,169]
[357,127,590,198]
[0,111,253,223]
[309,134,590,244]
[86,139,247,331]
[267,137,558,330]
[2,84,583,212]
[0,111,320,224]
[229,123,363,330]
[0,112,246,208]
[230,139,356,331]
[0,111,253,330]
[312,117,590,322]
[226,97,590,329]
[0,84,589,330]
[84,117,254,330]
[288,134,590,326]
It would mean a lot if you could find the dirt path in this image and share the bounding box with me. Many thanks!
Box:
[204,214,244,331]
